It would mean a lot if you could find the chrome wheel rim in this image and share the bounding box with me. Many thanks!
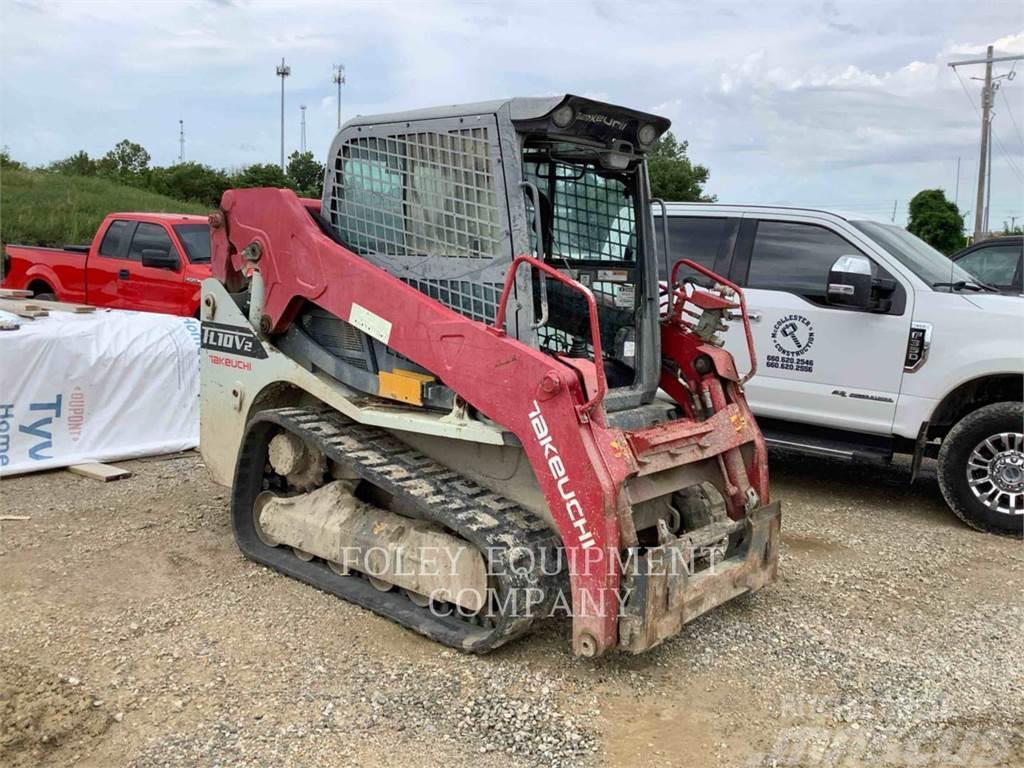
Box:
[967,432,1024,516]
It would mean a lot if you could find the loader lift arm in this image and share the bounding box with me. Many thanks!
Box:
[210,187,776,656]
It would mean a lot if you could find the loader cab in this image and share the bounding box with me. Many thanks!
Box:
[322,95,670,415]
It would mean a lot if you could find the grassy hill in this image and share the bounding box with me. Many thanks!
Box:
[1,167,207,247]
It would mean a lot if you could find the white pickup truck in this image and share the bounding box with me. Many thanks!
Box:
[657,203,1024,535]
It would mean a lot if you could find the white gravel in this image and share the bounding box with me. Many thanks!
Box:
[1,450,1021,767]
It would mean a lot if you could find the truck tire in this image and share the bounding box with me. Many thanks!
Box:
[33,292,55,301]
[937,401,1024,536]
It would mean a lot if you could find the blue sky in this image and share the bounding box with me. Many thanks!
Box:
[2,0,1023,228]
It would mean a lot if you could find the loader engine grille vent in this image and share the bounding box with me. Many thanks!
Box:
[401,278,502,324]
[328,128,504,262]
[301,310,371,370]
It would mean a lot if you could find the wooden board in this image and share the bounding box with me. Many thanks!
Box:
[0,300,48,318]
[0,288,33,299]
[11,298,94,313]
[68,463,132,482]
[0,297,95,315]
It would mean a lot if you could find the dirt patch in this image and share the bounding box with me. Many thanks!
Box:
[783,531,848,554]
[1,451,1022,767]
[0,662,113,768]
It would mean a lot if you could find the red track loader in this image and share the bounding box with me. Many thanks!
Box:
[200,95,780,657]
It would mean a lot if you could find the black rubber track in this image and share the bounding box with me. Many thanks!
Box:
[231,406,564,652]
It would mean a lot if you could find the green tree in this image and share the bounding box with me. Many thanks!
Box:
[97,140,151,183]
[1,147,25,170]
[149,162,232,207]
[50,150,97,176]
[647,132,715,202]
[907,189,966,255]
[233,163,292,189]
[286,151,325,198]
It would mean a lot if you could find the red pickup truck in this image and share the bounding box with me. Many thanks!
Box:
[2,212,211,317]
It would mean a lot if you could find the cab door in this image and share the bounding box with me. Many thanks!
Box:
[723,215,913,436]
[123,222,186,314]
[86,219,136,308]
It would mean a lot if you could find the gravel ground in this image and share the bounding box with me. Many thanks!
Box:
[1,450,1021,768]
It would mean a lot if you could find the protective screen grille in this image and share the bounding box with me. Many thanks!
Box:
[523,160,636,263]
[328,129,504,260]
[402,278,502,324]
[523,157,638,354]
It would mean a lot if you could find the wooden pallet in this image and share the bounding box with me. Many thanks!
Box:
[0,288,33,299]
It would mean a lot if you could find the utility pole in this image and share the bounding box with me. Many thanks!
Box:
[891,199,897,223]
[973,46,993,241]
[954,156,960,209]
[300,105,307,153]
[178,119,185,163]
[984,118,993,235]
[276,57,291,171]
[332,64,346,130]
[948,47,1024,241]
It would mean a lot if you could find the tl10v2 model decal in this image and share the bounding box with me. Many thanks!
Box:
[201,322,268,360]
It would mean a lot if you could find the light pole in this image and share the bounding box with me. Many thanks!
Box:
[178,119,185,163]
[332,64,346,130]
[300,104,307,153]
[276,57,291,171]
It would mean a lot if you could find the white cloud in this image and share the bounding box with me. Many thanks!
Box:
[1,1,1021,224]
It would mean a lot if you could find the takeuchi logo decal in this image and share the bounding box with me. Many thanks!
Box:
[771,314,815,358]
[528,400,596,550]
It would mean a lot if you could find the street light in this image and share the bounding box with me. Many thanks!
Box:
[276,57,291,171]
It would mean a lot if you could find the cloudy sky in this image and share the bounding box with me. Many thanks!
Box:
[2,0,1023,227]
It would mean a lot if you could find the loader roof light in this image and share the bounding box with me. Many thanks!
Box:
[551,104,576,129]
[638,123,658,148]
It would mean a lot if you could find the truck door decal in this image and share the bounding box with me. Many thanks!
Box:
[766,313,816,374]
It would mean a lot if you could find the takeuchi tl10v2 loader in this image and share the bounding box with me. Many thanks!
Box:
[199,95,780,657]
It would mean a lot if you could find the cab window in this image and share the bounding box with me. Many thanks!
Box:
[654,215,734,279]
[956,243,1022,287]
[128,223,176,262]
[745,221,867,300]
[98,220,133,258]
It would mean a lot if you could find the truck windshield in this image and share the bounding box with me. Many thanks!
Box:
[173,224,211,264]
[850,220,976,289]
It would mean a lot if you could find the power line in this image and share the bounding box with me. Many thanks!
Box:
[989,127,1024,183]
[999,86,1024,147]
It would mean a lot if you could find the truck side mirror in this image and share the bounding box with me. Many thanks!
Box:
[141,248,180,271]
[827,254,873,309]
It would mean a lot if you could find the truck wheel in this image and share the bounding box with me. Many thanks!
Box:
[33,292,55,301]
[937,402,1024,536]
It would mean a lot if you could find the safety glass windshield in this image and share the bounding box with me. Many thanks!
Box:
[173,224,212,264]
[851,220,975,288]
